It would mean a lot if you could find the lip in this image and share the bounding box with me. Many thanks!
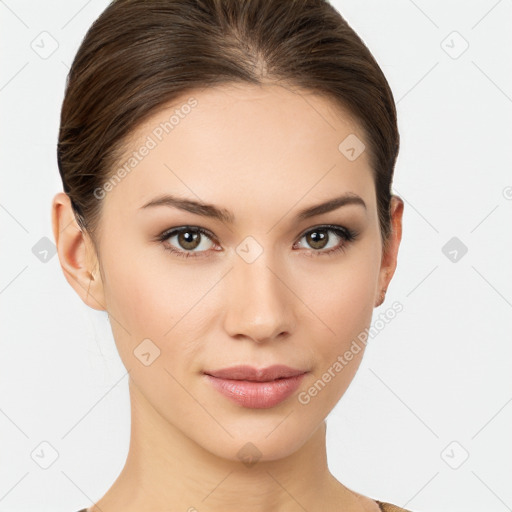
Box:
[203,365,308,409]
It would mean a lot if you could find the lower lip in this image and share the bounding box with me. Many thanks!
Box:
[204,373,307,409]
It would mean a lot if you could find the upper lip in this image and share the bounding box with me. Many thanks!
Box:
[204,365,307,382]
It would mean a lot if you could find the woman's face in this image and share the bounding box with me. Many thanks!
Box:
[80,83,400,461]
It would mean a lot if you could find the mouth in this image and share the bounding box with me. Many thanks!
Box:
[203,365,308,409]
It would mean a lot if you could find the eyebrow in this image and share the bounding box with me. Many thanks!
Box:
[139,192,366,223]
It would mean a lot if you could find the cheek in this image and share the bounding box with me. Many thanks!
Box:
[300,253,378,344]
[295,251,378,402]
[100,242,222,370]
[101,236,198,331]
[99,251,207,410]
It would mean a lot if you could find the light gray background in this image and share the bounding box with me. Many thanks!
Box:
[1,1,511,511]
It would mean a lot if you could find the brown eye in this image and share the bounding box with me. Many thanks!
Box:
[305,229,329,250]
[176,230,202,250]
[161,227,216,256]
[294,225,357,256]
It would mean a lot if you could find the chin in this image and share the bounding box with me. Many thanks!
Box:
[191,414,324,465]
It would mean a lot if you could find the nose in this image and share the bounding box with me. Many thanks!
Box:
[223,251,296,344]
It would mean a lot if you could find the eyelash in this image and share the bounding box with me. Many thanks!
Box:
[157,224,359,259]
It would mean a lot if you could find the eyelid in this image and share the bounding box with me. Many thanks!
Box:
[158,223,352,241]
[158,225,217,241]
[297,223,351,239]
[293,224,358,254]
[157,225,220,259]
[157,223,358,258]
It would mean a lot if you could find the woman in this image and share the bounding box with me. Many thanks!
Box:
[52,0,408,510]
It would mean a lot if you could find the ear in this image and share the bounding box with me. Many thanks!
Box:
[374,195,404,307]
[51,192,106,311]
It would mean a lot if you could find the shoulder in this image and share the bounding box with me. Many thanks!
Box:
[375,501,414,512]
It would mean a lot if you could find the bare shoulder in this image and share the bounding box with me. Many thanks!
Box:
[351,492,385,511]
[375,501,414,512]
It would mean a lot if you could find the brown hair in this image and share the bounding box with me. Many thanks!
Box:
[57,0,399,250]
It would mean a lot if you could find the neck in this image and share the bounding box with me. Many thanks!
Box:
[89,378,366,512]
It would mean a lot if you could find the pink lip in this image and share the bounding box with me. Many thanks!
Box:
[204,365,308,409]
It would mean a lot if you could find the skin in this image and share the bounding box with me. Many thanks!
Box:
[52,83,403,512]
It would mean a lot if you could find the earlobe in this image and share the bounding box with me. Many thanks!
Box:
[374,195,404,307]
[51,192,106,311]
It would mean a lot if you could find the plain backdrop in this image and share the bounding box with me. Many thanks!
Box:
[1,1,511,511]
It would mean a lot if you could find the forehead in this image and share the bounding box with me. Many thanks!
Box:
[102,83,375,222]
